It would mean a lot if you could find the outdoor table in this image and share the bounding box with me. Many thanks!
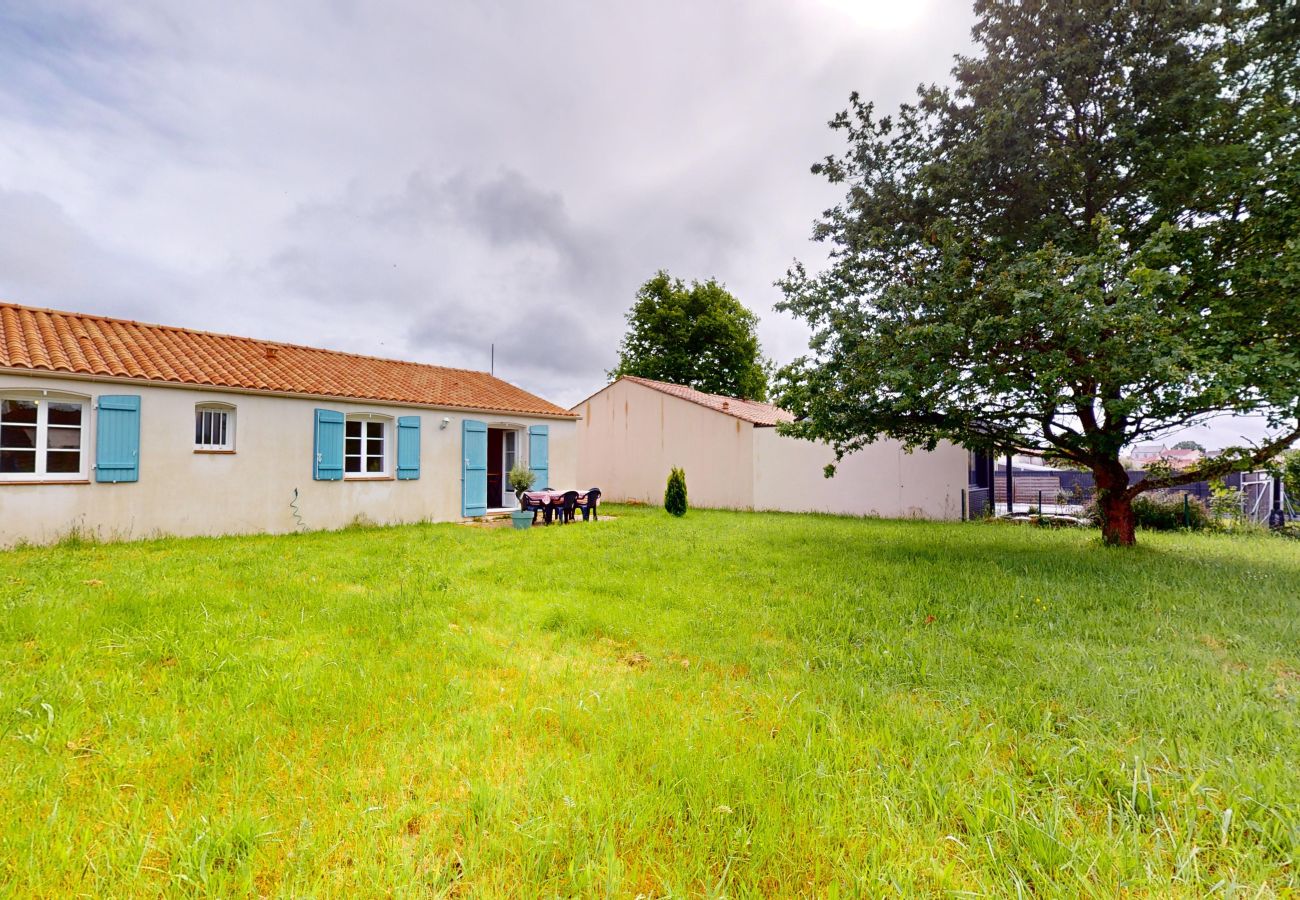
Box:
[520,490,595,525]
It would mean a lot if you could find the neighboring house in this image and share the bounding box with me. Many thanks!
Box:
[571,376,966,519]
[1156,447,1203,469]
[1130,443,1167,463]
[0,302,575,545]
[1130,443,1203,470]
[1010,451,1067,471]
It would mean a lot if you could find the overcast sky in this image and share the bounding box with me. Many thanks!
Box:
[0,1,1275,448]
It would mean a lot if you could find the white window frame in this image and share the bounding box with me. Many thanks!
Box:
[344,413,392,479]
[503,428,518,476]
[194,402,236,452]
[0,390,91,483]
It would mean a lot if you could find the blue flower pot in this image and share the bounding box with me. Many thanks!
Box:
[510,510,534,530]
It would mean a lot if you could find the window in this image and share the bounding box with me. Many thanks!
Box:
[194,403,235,451]
[0,394,88,482]
[345,416,389,476]
[503,429,517,474]
[969,450,993,489]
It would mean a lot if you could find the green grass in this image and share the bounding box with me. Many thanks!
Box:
[1,507,1297,896]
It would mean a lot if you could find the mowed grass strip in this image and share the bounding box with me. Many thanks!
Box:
[0,506,1297,896]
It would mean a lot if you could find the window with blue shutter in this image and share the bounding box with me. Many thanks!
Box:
[396,416,421,480]
[95,395,141,483]
[462,419,487,516]
[528,424,549,490]
[313,409,344,481]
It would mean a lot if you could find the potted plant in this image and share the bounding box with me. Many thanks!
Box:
[507,464,536,530]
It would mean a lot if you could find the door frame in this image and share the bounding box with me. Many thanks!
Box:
[486,423,526,510]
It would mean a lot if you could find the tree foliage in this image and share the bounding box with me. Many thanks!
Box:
[612,270,770,401]
[664,467,688,517]
[1283,450,1300,505]
[1172,441,1206,452]
[777,0,1300,546]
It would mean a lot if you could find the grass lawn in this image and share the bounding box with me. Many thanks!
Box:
[1,506,1297,896]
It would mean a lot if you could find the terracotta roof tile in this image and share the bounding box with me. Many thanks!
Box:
[618,376,794,426]
[0,301,575,418]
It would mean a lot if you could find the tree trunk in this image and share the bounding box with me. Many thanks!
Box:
[1094,463,1137,547]
[1098,490,1137,546]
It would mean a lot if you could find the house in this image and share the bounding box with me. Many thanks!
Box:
[0,302,576,545]
[1155,447,1203,470]
[1129,443,1203,470]
[1129,443,1167,463]
[571,376,966,519]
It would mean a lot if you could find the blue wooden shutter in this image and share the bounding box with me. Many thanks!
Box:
[396,416,421,480]
[95,395,141,483]
[313,409,344,481]
[528,424,549,490]
[462,419,488,517]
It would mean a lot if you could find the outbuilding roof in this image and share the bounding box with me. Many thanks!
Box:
[617,376,795,427]
[0,301,575,417]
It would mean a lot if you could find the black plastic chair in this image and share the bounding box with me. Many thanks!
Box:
[555,490,580,524]
[578,488,602,521]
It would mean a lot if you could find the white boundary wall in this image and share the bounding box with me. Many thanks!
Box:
[573,378,965,519]
[752,427,965,520]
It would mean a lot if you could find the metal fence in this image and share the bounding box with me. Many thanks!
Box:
[965,467,1294,523]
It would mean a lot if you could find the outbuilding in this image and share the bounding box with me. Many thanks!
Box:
[0,302,576,544]
[572,376,965,519]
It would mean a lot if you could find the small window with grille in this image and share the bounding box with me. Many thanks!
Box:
[195,403,235,452]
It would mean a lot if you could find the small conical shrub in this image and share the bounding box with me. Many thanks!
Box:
[664,467,688,517]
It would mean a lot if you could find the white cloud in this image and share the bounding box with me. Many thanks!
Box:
[0,2,1280,447]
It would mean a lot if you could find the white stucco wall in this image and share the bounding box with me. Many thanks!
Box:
[752,428,966,520]
[572,379,755,508]
[0,372,575,545]
[572,378,965,519]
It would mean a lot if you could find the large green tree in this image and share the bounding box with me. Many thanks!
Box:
[778,0,1300,545]
[611,270,770,401]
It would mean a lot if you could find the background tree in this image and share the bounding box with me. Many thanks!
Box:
[611,270,770,401]
[1282,451,1300,508]
[778,0,1300,546]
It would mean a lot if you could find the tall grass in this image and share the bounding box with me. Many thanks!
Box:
[0,507,1296,895]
